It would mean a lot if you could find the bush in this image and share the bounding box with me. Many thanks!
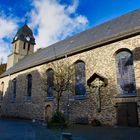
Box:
[50,111,66,124]
[47,111,67,128]
[91,119,101,126]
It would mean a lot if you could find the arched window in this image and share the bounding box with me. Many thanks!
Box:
[115,50,136,96]
[46,69,54,97]
[13,78,17,100]
[23,42,26,49]
[27,74,32,97]
[75,61,86,95]
[0,82,4,100]
[28,44,30,51]
[15,44,17,52]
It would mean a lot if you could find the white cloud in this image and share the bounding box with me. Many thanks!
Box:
[29,0,89,49]
[0,16,18,63]
[66,0,79,14]
[0,40,11,63]
[0,17,17,38]
[0,0,89,63]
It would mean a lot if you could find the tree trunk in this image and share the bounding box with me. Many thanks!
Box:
[57,93,61,112]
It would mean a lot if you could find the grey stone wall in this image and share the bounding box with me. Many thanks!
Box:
[1,35,140,125]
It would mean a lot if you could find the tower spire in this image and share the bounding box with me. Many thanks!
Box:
[7,23,35,70]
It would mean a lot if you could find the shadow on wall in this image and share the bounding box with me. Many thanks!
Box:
[0,69,48,120]
[131,47,140,98]
[0,66,124,126]
[132,47,140,61]
[0,67,74,121]
[0,67,119,125]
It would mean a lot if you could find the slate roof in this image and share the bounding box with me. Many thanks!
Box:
[1,9,140,78]
[12,24,35,45]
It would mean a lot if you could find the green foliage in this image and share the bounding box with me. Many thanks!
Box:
[50,111,66,124]
[91,119,101,126]
[47,111,67,128]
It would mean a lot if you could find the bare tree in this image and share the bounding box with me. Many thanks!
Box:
[41,59,74,112]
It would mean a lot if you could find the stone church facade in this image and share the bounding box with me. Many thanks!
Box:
[0,9,140,126]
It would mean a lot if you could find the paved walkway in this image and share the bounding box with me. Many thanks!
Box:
[0,119,59,140]
[0,119,140,140]
[67,124,140,140]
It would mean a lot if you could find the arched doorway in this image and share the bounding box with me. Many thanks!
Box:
[45,105,52,122]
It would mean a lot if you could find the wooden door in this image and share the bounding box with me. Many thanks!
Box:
[116,102,138,126]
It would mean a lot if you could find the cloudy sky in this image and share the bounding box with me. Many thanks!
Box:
[0,0,140,63]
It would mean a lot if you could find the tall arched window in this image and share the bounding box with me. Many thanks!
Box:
[46,69,54,97]
[75,61,86,95]
[28,44,30,51]
[13,78,17,100]
[23,42,26,49]
[0,82,4,100]
[115,50,136,96]
[27,74,32,98]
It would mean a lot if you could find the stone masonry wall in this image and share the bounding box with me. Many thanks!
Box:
[1,35,140,125]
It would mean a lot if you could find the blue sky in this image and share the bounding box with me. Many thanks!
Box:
[0,0,140,63]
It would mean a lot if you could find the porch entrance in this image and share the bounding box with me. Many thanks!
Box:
[116,102,138,126]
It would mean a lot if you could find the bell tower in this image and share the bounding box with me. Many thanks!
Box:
[7,24,35,70]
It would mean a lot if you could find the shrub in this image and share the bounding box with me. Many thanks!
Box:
[47,111,67,128]
[91,119,101,126]
[50,111,66,124]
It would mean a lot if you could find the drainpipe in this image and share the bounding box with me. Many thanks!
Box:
[65,54,70,121]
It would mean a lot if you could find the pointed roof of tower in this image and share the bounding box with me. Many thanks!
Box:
[12,24,35,45]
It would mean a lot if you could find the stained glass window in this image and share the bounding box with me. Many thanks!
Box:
[47,69,54,97]
[116,50,136,96]
[75,61,86,95]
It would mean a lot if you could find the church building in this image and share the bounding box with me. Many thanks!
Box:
[0,9,140,126]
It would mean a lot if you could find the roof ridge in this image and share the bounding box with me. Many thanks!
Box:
[1,8,140,78]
